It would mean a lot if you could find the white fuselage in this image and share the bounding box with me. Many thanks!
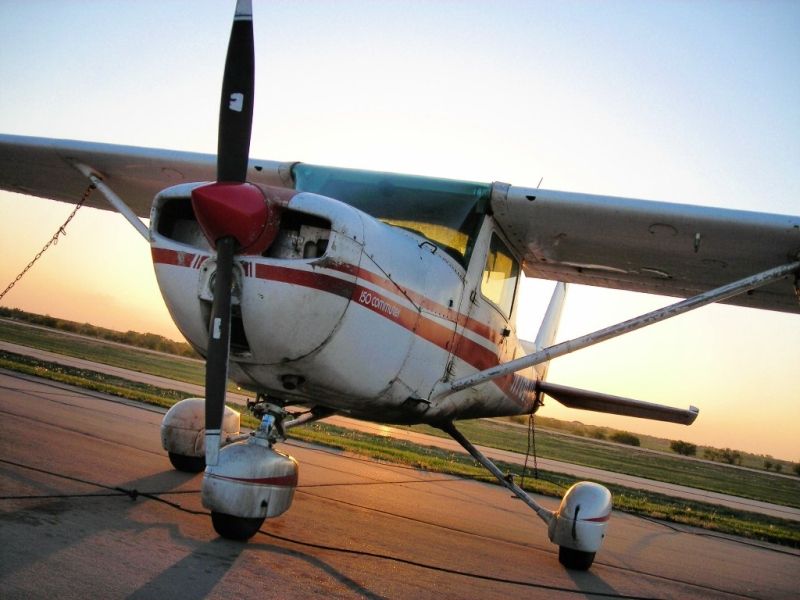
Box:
[150,183,539,424]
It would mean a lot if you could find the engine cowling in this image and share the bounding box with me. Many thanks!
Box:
[548,481,612,554]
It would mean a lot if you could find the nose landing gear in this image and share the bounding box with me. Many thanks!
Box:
[202,404,299,541]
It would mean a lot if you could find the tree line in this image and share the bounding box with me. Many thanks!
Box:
[0,307,199,358]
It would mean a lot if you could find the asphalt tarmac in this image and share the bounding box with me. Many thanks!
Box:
[0,372,797,599]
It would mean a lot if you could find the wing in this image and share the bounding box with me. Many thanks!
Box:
[0,134,293,218]
[492,184,800,313]
[3,134,798,314]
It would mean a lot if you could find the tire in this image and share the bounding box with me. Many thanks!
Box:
[211,512,265,541]
[168,452,205,473]
[558,546,595,571]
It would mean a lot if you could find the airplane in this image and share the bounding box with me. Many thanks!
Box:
[0,1,798,572]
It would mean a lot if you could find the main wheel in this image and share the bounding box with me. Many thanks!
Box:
[211,511,265,541]
[558,546,595,571]
[168,452,205,473]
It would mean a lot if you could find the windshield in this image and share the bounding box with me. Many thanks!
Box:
[293,163,491,266]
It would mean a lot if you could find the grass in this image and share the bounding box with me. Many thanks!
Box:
[510,414,794,472]
[0,350,189,409]
[402,419,800,509]
[1,348,799,548]
[0,318,246,393]
[0,307,198,358]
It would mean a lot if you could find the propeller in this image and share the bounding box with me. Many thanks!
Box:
[190,0,274,466]
[217,0,255,183]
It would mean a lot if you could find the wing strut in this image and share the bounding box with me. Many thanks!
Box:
[72,162,149,239]
[433,260,800,401]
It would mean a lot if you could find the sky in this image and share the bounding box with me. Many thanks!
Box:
[0,1,798,460]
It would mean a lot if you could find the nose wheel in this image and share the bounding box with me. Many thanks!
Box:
[202,407,299,542]
[211,511,265,541]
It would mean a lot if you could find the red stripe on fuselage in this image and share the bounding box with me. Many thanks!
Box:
[152,248,497,343]
[152,247,198,268]
[253,264,355,300]
[325,262,502,345]
[151,248,537,404]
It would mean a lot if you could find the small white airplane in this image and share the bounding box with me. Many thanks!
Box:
[0,1,798,571]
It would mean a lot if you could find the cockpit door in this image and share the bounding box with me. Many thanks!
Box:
[449,221,521,381]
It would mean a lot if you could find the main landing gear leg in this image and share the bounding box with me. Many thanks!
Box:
[437,421,555,523]
[437,421,612,571]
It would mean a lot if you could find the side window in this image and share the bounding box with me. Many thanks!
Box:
[480,233,519,317]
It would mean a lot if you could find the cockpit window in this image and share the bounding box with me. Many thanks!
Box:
[292,163,491,266]
[481,233,519,317]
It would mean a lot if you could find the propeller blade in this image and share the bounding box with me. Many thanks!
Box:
[217,0,255,183]
[203,1,258,465]
[204,235,236,466]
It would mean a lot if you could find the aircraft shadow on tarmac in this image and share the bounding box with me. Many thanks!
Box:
[1,464,383,599]
[565,567,622,598]
[0,468,190,570]
[127,536,382,600]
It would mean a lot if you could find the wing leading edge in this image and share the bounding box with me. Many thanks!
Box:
[0,134,293,218]
[492,183,800,314]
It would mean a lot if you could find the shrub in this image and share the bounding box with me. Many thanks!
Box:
[670,440,697,456]
[719,448,742,465]
[610,431,640,447]
[590,428,607,441]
